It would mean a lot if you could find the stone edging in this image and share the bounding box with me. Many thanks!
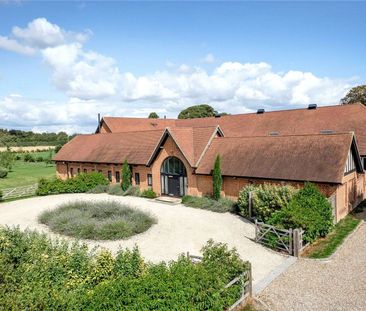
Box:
[253,256,297,295]
[300,220,364,262]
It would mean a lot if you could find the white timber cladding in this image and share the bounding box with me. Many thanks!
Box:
[344,149,356,174]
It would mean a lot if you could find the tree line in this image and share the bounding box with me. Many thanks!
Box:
[0,129,74,147]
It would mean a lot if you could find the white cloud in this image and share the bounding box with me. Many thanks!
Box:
[42,43,121,99]
[0,17,90,56]
[12,18,66,48]
[0,35,35,55]
[201,53,215,63]
[0,18,356,133]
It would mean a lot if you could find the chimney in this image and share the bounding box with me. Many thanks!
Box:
[98,113,101,133]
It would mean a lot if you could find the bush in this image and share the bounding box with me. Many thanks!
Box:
[0,228,249,310]
[182,195,236,213]
[87,184,109,194]
[141,188,157,199]
[36,156,44,162]
[123,185,141,197]
[108,184,124,196]
[0,167,8,178]
[23,153,35,162]
[0,189,3,201]
[237,184,296,221]
[36,172,109,196]
[268,182,334,243]
[38,200,157,240]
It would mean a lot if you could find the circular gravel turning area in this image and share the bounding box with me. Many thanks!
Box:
[0,193,287,284]
[38,200,156,240]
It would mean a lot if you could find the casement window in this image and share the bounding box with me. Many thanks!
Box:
[70,168,74,177]
[83,169,87,173]
[77,168,80,174]
[108,170,112,182]
[147,174,153,186]
[135,173,140,185]
[115,171,120,183]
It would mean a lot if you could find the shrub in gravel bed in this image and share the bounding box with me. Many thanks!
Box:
[107,184,124,196]
[0,228,250,310]
[87,184,109,193]
[141,188,157,199]
[182,195,236,213]
[123,185,141,197]
[38,200,156,240]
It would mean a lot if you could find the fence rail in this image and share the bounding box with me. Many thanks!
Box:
[254,220,304,256]
[1,184,37,200]
[187,253,252,310]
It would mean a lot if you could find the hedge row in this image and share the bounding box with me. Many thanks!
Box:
[0,228,249,310]
[36,172,109,195]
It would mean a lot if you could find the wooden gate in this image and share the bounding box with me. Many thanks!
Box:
[254,220,305,256]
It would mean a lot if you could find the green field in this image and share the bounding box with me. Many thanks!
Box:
[0,161,56,190]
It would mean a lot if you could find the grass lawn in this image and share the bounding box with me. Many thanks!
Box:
[39,200,157,240]
[0,160,55,190]
[303,215,361,259]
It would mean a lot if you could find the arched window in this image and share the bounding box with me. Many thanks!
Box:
[161,156,187,176]
[160,157,187,196]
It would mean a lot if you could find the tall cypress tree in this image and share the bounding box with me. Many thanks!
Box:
[121,159,131,191]
[212,155,222,200]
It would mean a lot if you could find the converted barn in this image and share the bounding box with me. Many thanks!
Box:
[54,103,366,222]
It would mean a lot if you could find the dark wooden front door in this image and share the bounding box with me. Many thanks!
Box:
[167,175,180,196]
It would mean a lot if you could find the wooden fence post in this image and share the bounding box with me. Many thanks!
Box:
[248,191,253,218]
[293,229,302,257]
[254,219,258,242]
[248,263,253,298]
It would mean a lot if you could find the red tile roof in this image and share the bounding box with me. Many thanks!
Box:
[100,104,366,155]
[54,130,165,164]
[54,126,221,167]
[196,133,358,184]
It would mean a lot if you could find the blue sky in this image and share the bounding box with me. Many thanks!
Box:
[0,1,365,133]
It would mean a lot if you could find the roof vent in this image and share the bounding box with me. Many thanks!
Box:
[257,109,265,114]
[320,129,334,134]
[308,104,317,110]
[269,131,280,136]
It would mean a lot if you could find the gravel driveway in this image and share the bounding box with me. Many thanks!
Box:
[259,222,366,311]
[0,193,287,284]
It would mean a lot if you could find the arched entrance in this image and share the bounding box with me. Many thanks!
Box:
[160,156,187,197]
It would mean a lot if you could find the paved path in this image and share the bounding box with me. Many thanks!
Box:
[0,193,287,284]
[259,222,366,311]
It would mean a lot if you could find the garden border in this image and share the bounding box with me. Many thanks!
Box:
[300,220,364,262]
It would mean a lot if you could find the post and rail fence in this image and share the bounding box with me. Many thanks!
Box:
[186,252,253,310]
[1,184,37,201]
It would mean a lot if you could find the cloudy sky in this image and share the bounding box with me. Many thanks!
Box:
[0,1,365,134]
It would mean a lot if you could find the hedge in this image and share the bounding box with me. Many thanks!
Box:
[0,228,250,310]
[237,183,296,221]
[268,182,334,243]
[36,172,109,195]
